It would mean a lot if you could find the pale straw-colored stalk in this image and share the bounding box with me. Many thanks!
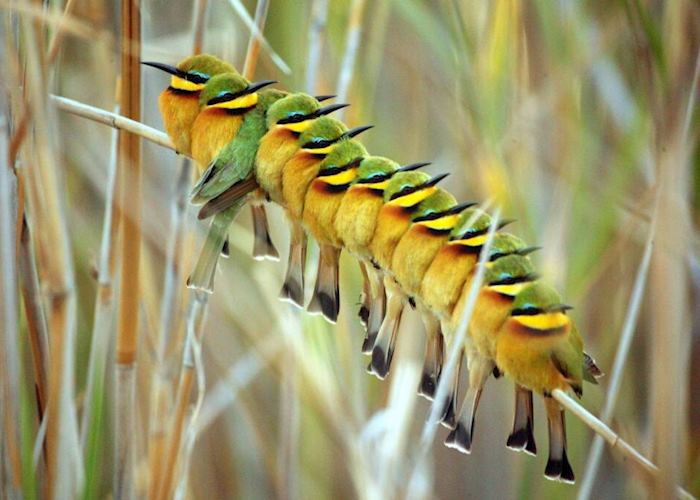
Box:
[335,0,367,122]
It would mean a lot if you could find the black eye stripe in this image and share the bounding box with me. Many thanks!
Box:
[512,307,542,316]
[185,72,209,84]
[356,173,390,184]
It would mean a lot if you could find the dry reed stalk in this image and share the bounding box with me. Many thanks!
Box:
[577,199,658,499]
[52,95,173,150]
[335,0,367,122]
[190,0,209,55]
[0,114,23,498]
[146,156,191,500]
[79,103,120,500]
[114,0,142,496]
[305,0,329,93]
[406,208,500,498]
[17,6,83,497]
[552,390,694,500]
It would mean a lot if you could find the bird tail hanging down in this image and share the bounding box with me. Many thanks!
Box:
[445,356,492,452]
[187,202,243,293]
[307,244,341,323]
[544,396,575,483]
[251,193,279,261]
[418,312,444,400]
[368,278,404,379]
[506,384,537,456]
[280,219,307,307]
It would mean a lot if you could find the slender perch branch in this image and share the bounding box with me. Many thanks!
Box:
[51,95,173,150]
[552,389,694,500]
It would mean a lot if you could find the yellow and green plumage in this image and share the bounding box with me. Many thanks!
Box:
[495,282,584,483]
[366,173,450,379]
[190,73,276,173]
[445,253,538,453]
[256,94,348,204]
[278,117,348,306]
[143,54,236,156]
[304,138,369,322]
[334,158,427,350]
[187,88,287,292]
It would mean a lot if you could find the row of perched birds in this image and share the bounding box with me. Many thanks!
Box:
[143,54,602,484]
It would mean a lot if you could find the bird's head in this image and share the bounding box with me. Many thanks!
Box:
[384,172,448,207]
[484,254,538,297]
[412,192,473,232]
[267,93,348,131]
[316,140,367,186]
[142,54,235,93]
[199,72,276,110]
[509,282,573,331]
[354,157,400,191]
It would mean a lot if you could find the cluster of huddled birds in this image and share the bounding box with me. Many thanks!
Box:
[143,53,603,484]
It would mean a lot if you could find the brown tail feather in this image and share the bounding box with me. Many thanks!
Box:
[445,356,491,452]
[418,314,444,400]
[368,280,404,379]
[251,201,279,261]
[362,266,386,354]
[279,220,306,307]
[506,385,537,456]
[544,396,575,483]
[307,244,341,323]
[439,353,462,429]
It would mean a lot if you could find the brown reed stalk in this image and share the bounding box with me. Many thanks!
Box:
[18,6,81,497]
[114,0,142,496]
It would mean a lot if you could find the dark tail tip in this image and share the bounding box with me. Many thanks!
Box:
[544,452,575,483]
[440,398,456,429]
[361,332,377,355]
[221,238,231,258]
[370,346,390,379]
[318,291,339,323]
[418,372,437,400]
[506,428,529,451]
[279,278,304,308]
[525,428,537,456]
[358,304,370,328]
[444,423,472,454]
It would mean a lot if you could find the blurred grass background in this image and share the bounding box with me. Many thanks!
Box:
[2,0,699,498]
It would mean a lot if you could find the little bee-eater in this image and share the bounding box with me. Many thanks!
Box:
[187,88,286,292]
[335,159,429,351]
[279,117,371,307]
[142,54,235,156]
[445,254,538,454]
[304,138,368,322]
[380,193,473,388]
[256,93,349,204]
[495,282,586,483]
[366,175,450,379]
[190,72,276,172]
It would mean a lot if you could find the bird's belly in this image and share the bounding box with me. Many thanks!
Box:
[191,110,243,173]
[334,188,383,259]
[369,206,412,272]
[281,153,322,219]
[391,227,449,297]
[421,246,476,320]
[159,90,200,156]
[303,183,346,246]
[256,128,298,204]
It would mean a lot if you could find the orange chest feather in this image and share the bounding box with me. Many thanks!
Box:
[190,109,244,170]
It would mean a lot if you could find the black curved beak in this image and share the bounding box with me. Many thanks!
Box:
[497,218,516,230]
[549,304,573,313]
[245,79,278,94]
[317,103,350,116]
[315,94,336,102]
[141,61,185,78]
[342,125,374,139]
[517,246,541,256]
[398,161,431,172]
[423,172,450,188]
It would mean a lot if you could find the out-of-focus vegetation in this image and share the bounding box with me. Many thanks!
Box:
[1,0,699,498]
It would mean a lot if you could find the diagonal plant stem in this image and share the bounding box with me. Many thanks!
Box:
[577,198,658,500]
[553,389,694,500]
[51,95,173,150]
[335,0,367,122]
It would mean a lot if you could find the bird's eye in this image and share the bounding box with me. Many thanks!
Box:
[187,72,209,84]
[277,112,306,124]
[512,306,540,316]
